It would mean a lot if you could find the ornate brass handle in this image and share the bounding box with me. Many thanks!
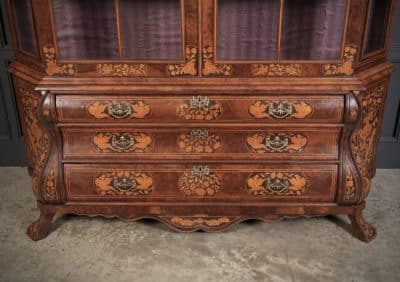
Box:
[112,176,137,192]
[191,165,210,178]
[264,177,290,193]
[110,134,136,152]
[190,96,210,108]
[268,102,293,119]
[190,129,209,138]
[265,135,289,152]
[107,102,133,119]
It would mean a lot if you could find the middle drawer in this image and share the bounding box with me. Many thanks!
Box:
[62,127,340,161]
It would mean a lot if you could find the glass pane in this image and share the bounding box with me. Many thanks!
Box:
[217,0,279,61]
[12,0,38,54]
[120,0,182,60]
[363,0,391,55]
[52,0,119,60]
[281,0,347,60]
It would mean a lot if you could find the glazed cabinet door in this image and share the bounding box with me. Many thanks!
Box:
[201,0,370,78]
[35,0,199,77]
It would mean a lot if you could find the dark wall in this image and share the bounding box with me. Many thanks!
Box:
[0,2,399,167]
[376,5,400,168]
[0,0,26,166]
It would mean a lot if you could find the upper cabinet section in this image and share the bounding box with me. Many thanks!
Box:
[216,0,347,62]
[7,0,397,78]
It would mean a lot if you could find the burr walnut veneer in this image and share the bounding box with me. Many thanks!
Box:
[7,0,397,241]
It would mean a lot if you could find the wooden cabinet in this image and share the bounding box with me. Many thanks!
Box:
[6,0,398,242]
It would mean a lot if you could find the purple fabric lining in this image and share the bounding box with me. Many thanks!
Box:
[12,0,38,54]
[120,0,182,60]
[217,0,279,60]
[53,0,119,60]
[281,0,346,60]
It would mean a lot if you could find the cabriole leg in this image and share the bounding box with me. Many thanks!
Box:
[26,201,55,241]
[348,202,377,243]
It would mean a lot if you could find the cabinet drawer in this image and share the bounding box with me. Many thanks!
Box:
[56,95,344,123]
[62,127,341,161]
[64,164,337,202]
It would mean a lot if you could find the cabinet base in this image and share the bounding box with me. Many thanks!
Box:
[27,201,376,242]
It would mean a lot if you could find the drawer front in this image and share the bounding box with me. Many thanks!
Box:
[64,164,337,202]
[62,127,341,161]
[56,95,344,123]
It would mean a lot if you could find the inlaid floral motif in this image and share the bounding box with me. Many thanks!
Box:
[43,45,77,76]
[178,129,221,153]
[19,88,50,196]
[246,172,308,196]
[97,64,147,77]
[94,172,154,196]
[167,45,198,76]
[351,84,385,177]
[44,169,57,200]
[169,217,231,228]
[202,46,232,77]
[249,101,313,120]
[93,132,153,153]
[246,133,307,153]
[252,64,302,77]
[178,166,222,196]
[344,173,356,201]
[177,96,223,120]
[87,101,151,119]
[323,46,357,76]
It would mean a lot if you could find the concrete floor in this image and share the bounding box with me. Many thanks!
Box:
[0,167,399,282]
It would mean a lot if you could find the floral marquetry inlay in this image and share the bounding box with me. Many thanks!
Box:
[97,64,147,77]
[19,88,50,196]
[94,172,154,196]
[169,217,231,228]
[177,96,223,120]
[93,132,153,153]
[246,133,307,153]
[344,173,356,201]
[202,46,232,77]
[252,64,302,77]
[167,46,198,76]
[351,84,386,178]
[249,101,313,120]
[43,45,76,76]
[178,166,222,196]
[87,101,151,120]
[178,129,221,153]
[323,46,357,76]
[246,172,308,196]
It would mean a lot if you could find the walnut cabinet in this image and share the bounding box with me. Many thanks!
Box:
[6,0,398,241]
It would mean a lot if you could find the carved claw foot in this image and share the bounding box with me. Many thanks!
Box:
[348,203,377,242]
[26,202,55,241]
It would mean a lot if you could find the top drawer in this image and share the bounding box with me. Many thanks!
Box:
[56,95,344,123]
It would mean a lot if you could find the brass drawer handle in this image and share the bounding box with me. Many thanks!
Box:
[190,129,209,138]
[191,165,210,178]
[107,102,133,119]
[264,177,290,193]
[265,135,289,152]
[268,102,294,119]
[111,134,136,152]
[112,176,137,192]
[190,96,210,108]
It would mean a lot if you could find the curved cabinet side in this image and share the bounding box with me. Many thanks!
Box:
[12,77,49,199]
[349,79,390,203]
[37,91,63,203]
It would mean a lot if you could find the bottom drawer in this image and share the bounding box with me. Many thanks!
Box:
[64,164,338,202]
